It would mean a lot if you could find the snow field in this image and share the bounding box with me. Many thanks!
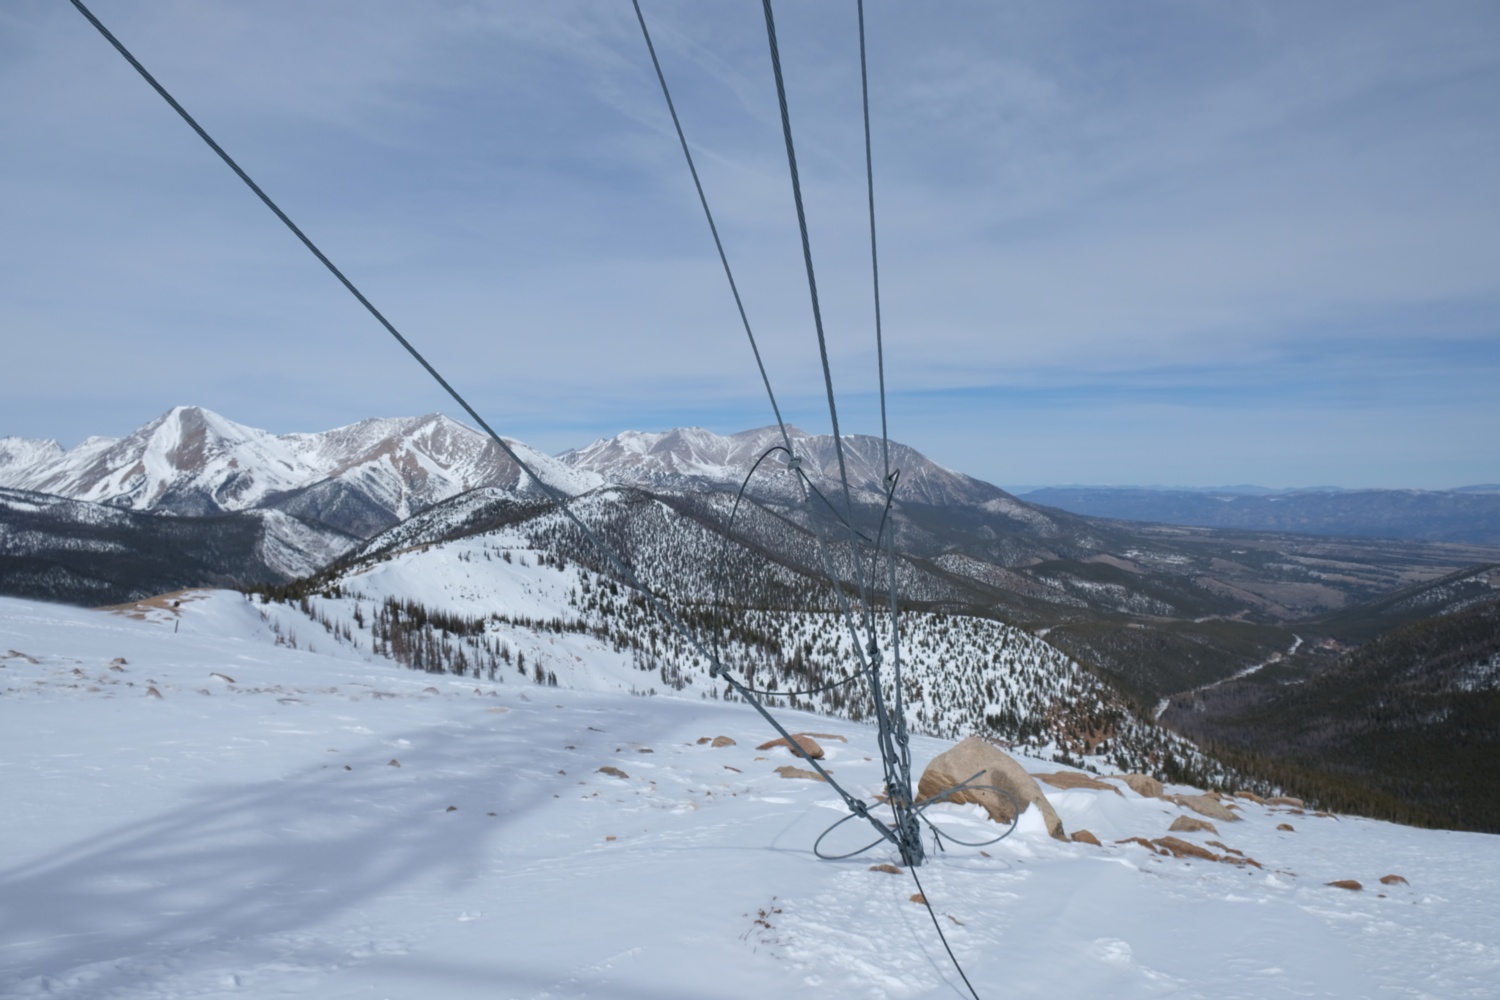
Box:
[3,593,1499,999]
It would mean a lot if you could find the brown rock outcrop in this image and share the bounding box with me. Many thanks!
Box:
[919,737,1065,839]
[1326,880,1363,891]
[1034,771,1123,796]
[711,736,736,748]
[1070,830,1102,846]
[1152,836,1223,862]
[1109,773,1164,798]
[1171,793,1240,822]
[1169,816,1218,835]
[1379,874,1409,886]
[775,765,825,781]
[757,734,825,759]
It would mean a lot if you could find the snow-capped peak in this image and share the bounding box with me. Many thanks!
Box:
[558,424,1011,508]
[0,407,601,533]
[0,436,64,472]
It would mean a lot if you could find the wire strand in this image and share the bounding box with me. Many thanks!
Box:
[908,862,982,1000]
[66,0,887,836]
[629,0,794,458]
[759,0,857,519]
[857,0,891,483]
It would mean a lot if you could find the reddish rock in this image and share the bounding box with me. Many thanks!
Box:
[1172,793,1240,822]
[1379,874,1409,886]
[918,737,1065,839]
[1116,836,1164,854]
[597,766,629,779]
[1034,771,1123,796]
[1152,836,1223,862]
[1110,773,1164,798]
[1070,830,1102,846]
[757,734,825,759]
[1170,816,1219,835]
[1326,880,1363,891]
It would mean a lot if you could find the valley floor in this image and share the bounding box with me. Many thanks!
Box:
[2,593,1497,999]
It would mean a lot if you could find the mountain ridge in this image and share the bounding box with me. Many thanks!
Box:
[0,406,599,537]
[559,424,1016,510]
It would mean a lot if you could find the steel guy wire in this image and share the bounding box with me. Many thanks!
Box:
[760,0,890,731]
[858,0,891,485]
[631,0,882,709]
[633,0,911,868]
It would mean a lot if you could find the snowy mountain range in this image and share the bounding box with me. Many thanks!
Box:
[1,407,1034,537]
[5,408,1498,719]
[0,406,598,538]
[558,424,1024,512]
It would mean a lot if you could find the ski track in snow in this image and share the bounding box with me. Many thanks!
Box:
[2,594,1498,999]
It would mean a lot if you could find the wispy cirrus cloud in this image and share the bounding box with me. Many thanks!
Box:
[1,0,1495,488]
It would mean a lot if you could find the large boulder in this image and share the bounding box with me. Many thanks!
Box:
[917,737,1066,840]
[1169,815,1218,835]
[1172,793,1240,823]
[1109,773,1164,798]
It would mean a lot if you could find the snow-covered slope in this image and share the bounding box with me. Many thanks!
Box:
[0,407,600,536]
[4,592,1497,999]
[269,503,1232,783]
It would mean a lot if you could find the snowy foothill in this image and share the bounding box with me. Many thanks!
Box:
[3,592,1499,999]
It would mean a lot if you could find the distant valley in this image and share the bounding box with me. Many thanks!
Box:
[1021,485,1500,546]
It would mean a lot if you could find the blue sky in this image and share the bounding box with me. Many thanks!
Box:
[2,0,1497,489]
